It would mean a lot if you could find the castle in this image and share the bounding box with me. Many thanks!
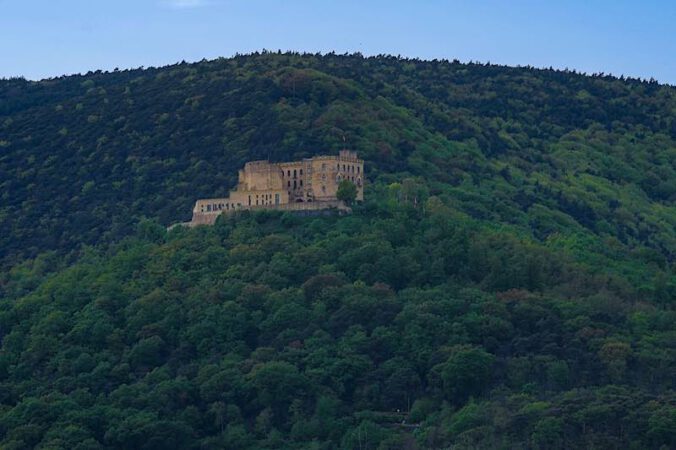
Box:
[182,150,364,226]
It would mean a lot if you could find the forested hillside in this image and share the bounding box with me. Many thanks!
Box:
[0,53,674,449]
[1,52,675,272]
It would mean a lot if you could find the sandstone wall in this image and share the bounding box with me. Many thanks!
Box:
[179,151,364,229]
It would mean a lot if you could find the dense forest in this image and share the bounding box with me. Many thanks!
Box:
[0,52,674,449]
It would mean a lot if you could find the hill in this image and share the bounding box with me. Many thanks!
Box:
[0,52,674,449]
[1,53,675,273]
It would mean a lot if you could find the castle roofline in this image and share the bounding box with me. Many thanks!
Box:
[276,152,362,166]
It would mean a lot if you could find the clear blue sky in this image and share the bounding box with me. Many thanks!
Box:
[1,0,675,84]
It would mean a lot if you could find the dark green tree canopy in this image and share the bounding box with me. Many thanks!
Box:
[336,179,358,205]
[0,52,674,449]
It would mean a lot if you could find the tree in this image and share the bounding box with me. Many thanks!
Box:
[531,417,564,450]
[598,341,631,383]
[437,346,495,403]
[249,361,309,422]
[336,179,358,205]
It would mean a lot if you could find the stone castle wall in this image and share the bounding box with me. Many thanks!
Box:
[176,151,364,228]
[176,200,351,228]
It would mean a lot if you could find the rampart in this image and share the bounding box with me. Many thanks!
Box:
[170,151,364,229]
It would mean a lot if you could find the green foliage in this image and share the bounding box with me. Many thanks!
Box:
[0,52,675,448]
[0,205,673,448]
[1,52,675,283]
[436,346,495,403]
[336,179,358,205]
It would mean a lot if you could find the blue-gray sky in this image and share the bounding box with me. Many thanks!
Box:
[1,0,675,84]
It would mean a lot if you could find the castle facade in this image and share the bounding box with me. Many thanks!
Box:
[185,150,364,226]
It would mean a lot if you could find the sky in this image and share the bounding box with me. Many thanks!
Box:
[1,0,675,84]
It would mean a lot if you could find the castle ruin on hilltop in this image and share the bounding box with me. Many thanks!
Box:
[177,150,364,227]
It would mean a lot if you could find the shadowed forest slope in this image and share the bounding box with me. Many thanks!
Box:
[0,53,674,449]
[1,52,675,272]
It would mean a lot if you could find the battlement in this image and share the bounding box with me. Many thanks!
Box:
[243,160,275,169]
[339,149,359,161]
[174,151,365,228]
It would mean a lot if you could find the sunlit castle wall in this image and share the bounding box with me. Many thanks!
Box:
[187,151,364,227]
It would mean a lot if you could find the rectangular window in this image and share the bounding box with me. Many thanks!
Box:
[207,204,212,212]
[275,193,280,205]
